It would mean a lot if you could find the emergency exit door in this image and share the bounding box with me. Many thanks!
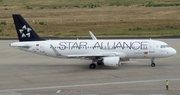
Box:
[40,43,45,53]
[149,42,155,53]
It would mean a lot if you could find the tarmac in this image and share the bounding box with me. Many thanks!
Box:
[0,39,180,95]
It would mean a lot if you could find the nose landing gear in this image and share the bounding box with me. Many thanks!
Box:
[151,58,156,67]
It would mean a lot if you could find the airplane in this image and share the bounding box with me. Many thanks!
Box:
[10,14,177,69]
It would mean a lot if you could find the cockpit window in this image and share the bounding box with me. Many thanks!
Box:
[160,45,170,48]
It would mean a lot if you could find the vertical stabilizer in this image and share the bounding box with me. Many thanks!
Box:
[12,14,44,42]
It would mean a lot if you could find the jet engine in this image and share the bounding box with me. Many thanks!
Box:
[102,56,121,67]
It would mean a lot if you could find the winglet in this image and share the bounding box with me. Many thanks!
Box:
[89,31,97,40]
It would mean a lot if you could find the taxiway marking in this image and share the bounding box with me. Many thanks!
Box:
[0,78,180,92]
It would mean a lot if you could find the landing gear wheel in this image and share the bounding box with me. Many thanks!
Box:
[151,58,156,67]
[89,63,96,69]
[151,63,156,67]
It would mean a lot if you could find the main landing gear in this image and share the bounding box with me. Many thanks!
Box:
[89,59,104,69]
[89,60,96,69]
[97,60,103,66]
[151,58,156,67]
[89,63,96,69]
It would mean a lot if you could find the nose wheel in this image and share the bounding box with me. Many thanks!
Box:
[151,58,156,67]
[151,63,156,67]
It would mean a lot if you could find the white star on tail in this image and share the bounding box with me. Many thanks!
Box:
[19,25,31,38]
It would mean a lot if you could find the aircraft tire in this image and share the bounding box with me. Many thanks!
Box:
[89,63,96,69]
[151,63,156,67]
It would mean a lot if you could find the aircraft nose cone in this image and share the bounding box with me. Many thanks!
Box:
[171,48,177,55]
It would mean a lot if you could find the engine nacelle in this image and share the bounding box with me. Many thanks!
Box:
[103,57,121,67]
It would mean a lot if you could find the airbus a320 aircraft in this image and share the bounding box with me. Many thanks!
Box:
[10,14,177,69]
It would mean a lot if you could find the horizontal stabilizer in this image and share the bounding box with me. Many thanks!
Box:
[10,42,30,48]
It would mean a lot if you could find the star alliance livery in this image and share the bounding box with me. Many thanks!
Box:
[10,14,177,69]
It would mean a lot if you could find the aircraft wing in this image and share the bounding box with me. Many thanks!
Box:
[67,52,127,58]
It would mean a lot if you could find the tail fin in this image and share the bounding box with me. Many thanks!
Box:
[12,14,45,42]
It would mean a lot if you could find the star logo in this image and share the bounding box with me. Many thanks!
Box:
[19,25,31,38]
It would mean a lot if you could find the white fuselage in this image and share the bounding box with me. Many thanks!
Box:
[10,39,177,59]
